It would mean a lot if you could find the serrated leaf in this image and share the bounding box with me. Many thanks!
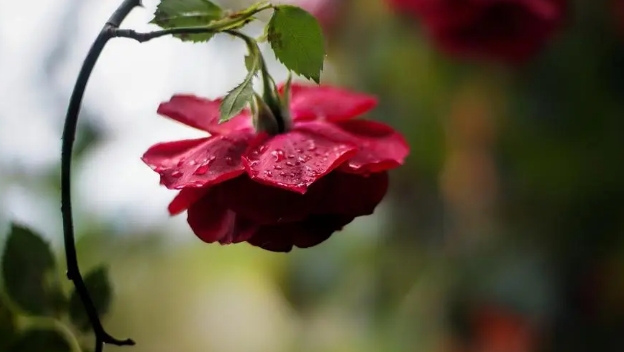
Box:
[150,0,223,42]
[1,224,57,315]
[267,5,325,83]
[9,329,71,352]
[220,52,260,122]
[68,266,111,332]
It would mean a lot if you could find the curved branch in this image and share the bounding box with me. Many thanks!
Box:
[61,0,141,350]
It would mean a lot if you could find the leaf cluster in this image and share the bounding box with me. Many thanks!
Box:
[151,0,326,122]
[0,224,113,351]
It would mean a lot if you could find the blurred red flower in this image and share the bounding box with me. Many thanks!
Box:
[388,0,568,64]
[282,0,343,34]
[142,83,409,252]
[615,0,624,36]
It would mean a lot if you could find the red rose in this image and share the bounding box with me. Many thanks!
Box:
[142,84,409,252]
[388,0,567,63]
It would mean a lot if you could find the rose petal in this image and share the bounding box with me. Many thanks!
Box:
[158,95,252,135]
[319,172,389,216]
[187,190,235,243]
[142,138,210,171]
[242,129,357,193]
[281,83,378,122]
[142,129,254,190]
[299,120,409,174]
[168,187,210,215]
[246,214,355,252]
[218,175,326,224]
[218,216,258,245]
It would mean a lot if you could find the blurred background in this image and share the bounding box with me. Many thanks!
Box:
[1,0,624,351]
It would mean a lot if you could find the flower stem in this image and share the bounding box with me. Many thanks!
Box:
[225,30,288,133]
[61,0,139,350]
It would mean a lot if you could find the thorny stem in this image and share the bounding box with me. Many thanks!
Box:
[61,0,140,351]
[62,2,277,351]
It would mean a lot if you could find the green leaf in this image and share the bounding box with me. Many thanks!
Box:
[244,54,259,75]
[150,0,224,42]
[68,266,112,332]
[9,329,71,352]
[220,52,260,122]
[1,224,57,315]
[267,5,325,83]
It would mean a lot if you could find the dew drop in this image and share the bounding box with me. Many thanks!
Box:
[307,142,317,151]
[259,144,269,153]
[225,156,236,166]
[188,160,197,166]
[279,171,286,176]
[285,161,294,166]
[263,170,273,178]
[271,149,286,161]
[288,154,295,159]
[171,171,183,178]
[295,148,303,154]
[194,164,209,175]
[273,165,283,170]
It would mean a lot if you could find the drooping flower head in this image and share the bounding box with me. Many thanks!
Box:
[142,83,409,252]
[388,0,568,64]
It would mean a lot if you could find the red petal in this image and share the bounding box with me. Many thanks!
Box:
[217,175,326,225]
[217,216,258,245]
[242,129,357,194]
[281,83,378,122]
[157,95,252,135]
[246,214,355,252]
[168,187,210,215]
[142,129,254,190]
[299,120,409,174]
[319,172,389,216]
[186,190,235,243]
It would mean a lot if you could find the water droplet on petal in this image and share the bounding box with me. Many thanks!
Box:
[225,156,236,166]
[279,171,286,176]
[273,165,283,170]
[271,149,286,161]
[171,170,183,178]
[259,144,269,153]
[264,170,273,178]
[307,142,316,151]
[288,154,295,159]
[176,159,186,167]
[295,148,303,154]
[285,161,294,166]
[194,164,209,175]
